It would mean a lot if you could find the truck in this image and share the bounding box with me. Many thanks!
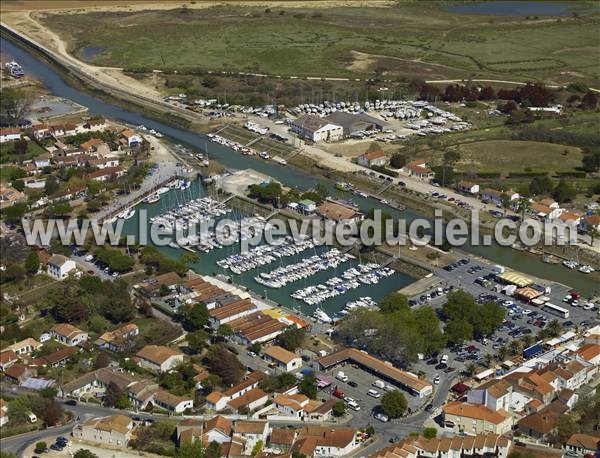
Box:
[336,371,349,382]
[372,380,385,389]
[492,265,506,274]
[333,388,345,399]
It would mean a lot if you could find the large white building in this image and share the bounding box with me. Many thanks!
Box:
[290,115,343,143]
[47,254,77,280]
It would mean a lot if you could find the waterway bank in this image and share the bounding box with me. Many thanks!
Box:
[1,35,596,296]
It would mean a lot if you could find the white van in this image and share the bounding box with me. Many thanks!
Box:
[336,371,349,382]
[440,354,449,365]
[367,389,381,398]
[27,412,37,423]
[347,400,360,411]
[372,380,385,389]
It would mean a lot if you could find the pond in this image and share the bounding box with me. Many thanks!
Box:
[78,46,107,61]
[442,1,590,17]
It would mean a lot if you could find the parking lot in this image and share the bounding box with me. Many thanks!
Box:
[318,363,427,421]
[404,256,598,376]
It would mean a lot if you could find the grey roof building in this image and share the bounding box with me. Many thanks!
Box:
[324,112,390,136]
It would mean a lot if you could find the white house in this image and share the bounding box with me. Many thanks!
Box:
[152,390,193,413]
[6,338,42,356]
[72,415,133,447]
[404,159,435,181]
[135,345,183,373]
[457,180,480,194]
[467,379,512,412]
[481,189,520,207]
[357,149,387,167]
[263,345,302,372]
[47,254,77,280]
[50,323,88,346]
[565,433,600,457]
[290,115,343,143]
[205,371,266,411]
[233,420,269,455]
[121,129,142,146]
[0,128,21,143]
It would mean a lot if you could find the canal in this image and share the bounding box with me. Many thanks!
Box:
[2,37,597,298]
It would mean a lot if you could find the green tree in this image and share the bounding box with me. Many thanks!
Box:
[176,441,205,458]
[545,319,562,338]
[381,390,407,418]
[217,324,233,337]
[73,450,99,458]
[299,375,317,399]
[186,330,209,353]
[180,303,209,331]
[35,442,47,453]
[206,345,244,386]
[251,440,264,457]
[0,88,33,125]
[379,293,409,314]
[444,319,473,344]
[423,427,437,439]
[24,251,40,275]
[332,400,346,417]
[529,175,553,196]
[389,153,407,169]
[276,327,306,351]
[553,178,576,203]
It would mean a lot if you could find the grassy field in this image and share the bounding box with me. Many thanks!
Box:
[449,140,584,174]
[37,2,600,86]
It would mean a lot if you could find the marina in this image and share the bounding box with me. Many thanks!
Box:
[3,37,596,298]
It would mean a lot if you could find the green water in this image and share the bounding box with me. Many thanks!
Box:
[120,181,413,316]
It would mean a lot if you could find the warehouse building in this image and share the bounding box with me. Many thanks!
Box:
[290,115,343,143]
[324,111,390,137]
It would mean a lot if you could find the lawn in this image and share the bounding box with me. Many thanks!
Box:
[0,140,47,164]
[38,2,600,86]
[450,140,584,174]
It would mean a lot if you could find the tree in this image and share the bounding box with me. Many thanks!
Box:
[580,91,598,110]
[381,390,407,418]
[332,400,346,417]
[73,450,99,458]
[0,88,33,125]
[35,442,47,453]
[206,345,244,386]
[176,441,206,458]
[548,415,578,447]
[379,293,409,314]
[94,352,111,369]
[251,440,264,457]
[529,175,554,196]
[582,150,600,173]
[553,179,576,203]
[276,327,306,351]
[545,319,562,338]
[41,401,63,426]
[186,330,209,353]
[44,176,59,196]
[444,319,473,345]
[217,324,233,337]
[104,381,124,408]
[423,427,437,439]
[464,363,477,377]
[206,441,221,458]
[24,251,40,275]
[299,375,317,399]
[181,303,209,331]
[40,387,57,399]
[389,153,407,169]
[516,197,531,220]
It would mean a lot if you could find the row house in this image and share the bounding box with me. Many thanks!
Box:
[205,371,266,411]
